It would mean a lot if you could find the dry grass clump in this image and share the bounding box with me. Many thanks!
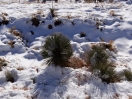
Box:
[120,16,123,20]
[0,58,8,71]
[29,11,45,27]
[8,41,15,48]
[91,40,116,53]
[110,10,117,16]
[17,67,24,71]
[5,70,15,83]
[54,20,63,26]
[67,15,72,19]
[0,16,9,25]
[2,12,8,16]
[102,40,116,52]
[95,20,105,31]
[48,24,53,29]
[31,16,40,27]
[68,57,87,69]
[8,27,22,38]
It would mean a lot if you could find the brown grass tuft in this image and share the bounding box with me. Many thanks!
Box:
[8,41,15,48]
[17,67,24,71]
[110,10,117,16]
[8,27,22,38]
[68,57,87,69]
[0,57,8,71]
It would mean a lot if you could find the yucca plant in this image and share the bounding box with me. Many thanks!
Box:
[41,33,73,67]
[86,45,121,84]
[95,63,121,84]
[123,70,132,81]
[86,45,109,69]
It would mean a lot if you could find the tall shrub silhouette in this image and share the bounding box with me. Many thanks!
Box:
[41,33,73,67]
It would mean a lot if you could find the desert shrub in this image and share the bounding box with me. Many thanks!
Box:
[41,33,73,67]
[54,20,63,26]
[31,17,40,27]
[48,24,53,29]
[2,19,9,25]
[0,58,8,71]
[80,32,86,37]
[2,12,8,16]
[5,70,15,83]
[123,70,132,81]
[1,16,9,25]
[86,45,121,84]
[0,13,9,26]
[50,8,56,18]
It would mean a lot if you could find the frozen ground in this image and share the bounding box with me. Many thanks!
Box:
[0,0,132,99]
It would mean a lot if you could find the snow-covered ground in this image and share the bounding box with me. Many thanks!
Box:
[0,0,132,99]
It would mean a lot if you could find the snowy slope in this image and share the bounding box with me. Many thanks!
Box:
[0,0,132,99]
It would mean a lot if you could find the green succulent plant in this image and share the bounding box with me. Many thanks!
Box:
[86,45,121,84]
[41,33,73,67]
